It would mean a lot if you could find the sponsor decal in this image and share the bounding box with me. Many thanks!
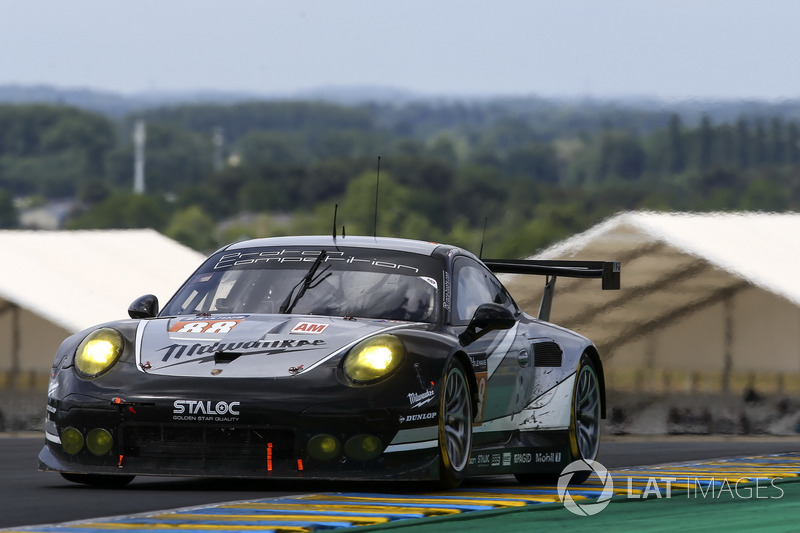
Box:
[408,390,435,409]
[169,319,243,334]
[468,353,488,373]
[291,322,329,334]
[473,373,488,425]
[503,452,512,466]
[214,249,419,273]
[468,353,488,424]
[420,276,439,289]
[536,452,563,463]
[398,412,437,424]
[158,338,326,362]
[443,272,451,310]
[514,452,533,464]
[474,453,491,467]
[172,399,240,422]
[491,453,501,467]
[210,369,222,376]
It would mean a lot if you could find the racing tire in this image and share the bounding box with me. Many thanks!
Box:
[565,353,602,483]
[437,358,473,489]
[60,473,136,488]
[515,353,601,486]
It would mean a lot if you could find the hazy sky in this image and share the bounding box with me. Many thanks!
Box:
[2,0,799,101]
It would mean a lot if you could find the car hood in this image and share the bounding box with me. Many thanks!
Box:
[136,314,417,378]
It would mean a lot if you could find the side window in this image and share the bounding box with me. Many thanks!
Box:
[452,258,517,325]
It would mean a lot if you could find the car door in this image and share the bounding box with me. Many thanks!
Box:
[450,257,533,437]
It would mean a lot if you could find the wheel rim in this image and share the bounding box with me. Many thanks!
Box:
[574,364,600,461]
[441,367,472,472]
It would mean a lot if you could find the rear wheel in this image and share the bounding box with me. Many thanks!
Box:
[437,359,473,489]
[61,473,135,488]
[515,354,601,485]
[571,354,601,463]
[564,354,601,483]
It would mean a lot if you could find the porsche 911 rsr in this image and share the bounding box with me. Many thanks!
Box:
[39,235,619,488]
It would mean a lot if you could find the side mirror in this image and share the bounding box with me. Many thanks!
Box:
[459,303,515,345]
[128,294,159,319]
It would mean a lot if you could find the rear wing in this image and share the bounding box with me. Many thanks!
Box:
[483,259,620,322]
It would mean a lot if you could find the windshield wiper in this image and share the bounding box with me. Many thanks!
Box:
[280,250,330,314]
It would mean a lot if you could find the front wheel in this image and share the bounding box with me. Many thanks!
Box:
[437,359,473,489]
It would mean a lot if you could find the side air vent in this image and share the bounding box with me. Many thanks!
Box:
[533,341,563,367]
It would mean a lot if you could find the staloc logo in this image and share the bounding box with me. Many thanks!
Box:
[173,400,240,416]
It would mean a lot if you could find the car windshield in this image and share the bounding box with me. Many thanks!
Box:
[161,246,442,323]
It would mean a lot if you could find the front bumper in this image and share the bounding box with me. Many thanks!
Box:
[41,371,442,481]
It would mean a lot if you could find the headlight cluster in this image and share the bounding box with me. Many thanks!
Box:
[343,334,405,383]
[307,433,384,462]
[60,427,114,456]
[74,328,123,378]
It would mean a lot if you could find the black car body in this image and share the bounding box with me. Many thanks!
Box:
[40,235,619,487]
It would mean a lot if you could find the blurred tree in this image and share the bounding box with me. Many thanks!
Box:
[77,178,112,205]
[751,119,767,168]
[769,117,785,165]
[739,177,786,211]
[504,143,560,182]
[66,192,171,230]
[735,118,750,168]
[695,115,714,172]
[665,114,686,174]
[238,131,306,167]
[165,205,218,251]
[788,122,800,164]
[599,132,646,182]
[106,122,212,193]
[0,188,18,228]
[338,171,436,239]
[0,105,116,197]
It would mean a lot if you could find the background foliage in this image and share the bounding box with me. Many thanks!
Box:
[2,97,800,256]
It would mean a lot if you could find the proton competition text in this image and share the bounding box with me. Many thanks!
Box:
[215,249,420,273]
[173,400,240,422]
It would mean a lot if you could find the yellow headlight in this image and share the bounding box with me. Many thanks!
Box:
[343,334,405,383]
[61,427,84,455]
[86,428,114,456]
[75,328,123,378]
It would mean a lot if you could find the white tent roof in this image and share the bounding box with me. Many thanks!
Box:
[503,211,800,352]
[0,229,206,333]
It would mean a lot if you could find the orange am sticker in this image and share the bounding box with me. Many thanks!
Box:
[169,320,243,334]
[290,322,329,334]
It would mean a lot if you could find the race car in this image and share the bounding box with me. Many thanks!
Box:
[39,235,619,488]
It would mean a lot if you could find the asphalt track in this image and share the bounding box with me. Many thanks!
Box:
[2,434,800,531]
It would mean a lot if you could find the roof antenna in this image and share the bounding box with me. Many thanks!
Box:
[332,204,338,240]
[373,156,381,238]
[479,217,488,259]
